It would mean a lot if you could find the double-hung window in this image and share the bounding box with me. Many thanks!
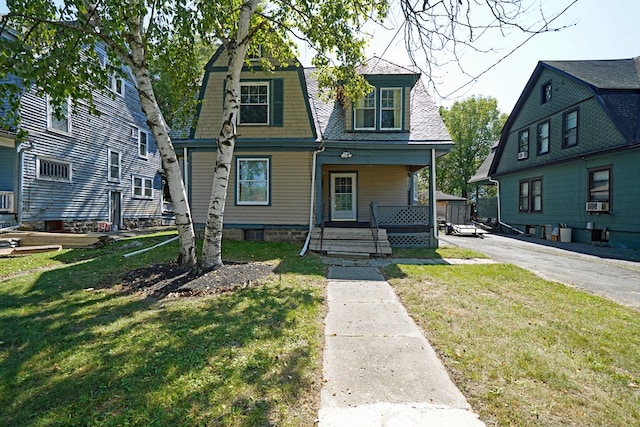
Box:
[108,150,121,182]
[138,129,149,158]
[36,157,72,183]
[102,54,125,97]
[240,82,269,124]
[537,121,550,155]
[563,109,578,148]
[380,88,402,129]
[47,96,71,134]
[236,157,269,205]
[519,178,543,213]
[354,91,376,129]
[132,175,153,199]
[518,129,529,159]
[588,167,611,204]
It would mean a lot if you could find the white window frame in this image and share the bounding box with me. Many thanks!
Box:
[239,82,269,125]
[138,129,149,159]
[108,149,121,182]
[36,156,72,183]
[47,96,71,134]
[236,157,270,206]
[354,91,376,130]
[380,88,402,130]
[102,54,125,97]
[132,175,153,199]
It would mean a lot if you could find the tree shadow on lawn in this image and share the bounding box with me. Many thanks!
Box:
[0,249,323,426]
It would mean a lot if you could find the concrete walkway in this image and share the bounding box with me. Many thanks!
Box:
[318,262,485,427]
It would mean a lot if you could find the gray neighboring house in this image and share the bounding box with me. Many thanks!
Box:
[476,57,640,249]
[0,32,163,232]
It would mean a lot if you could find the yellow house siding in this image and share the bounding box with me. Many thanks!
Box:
[322,165,410,222]
[190,150,312,225]
[194,70,314,139]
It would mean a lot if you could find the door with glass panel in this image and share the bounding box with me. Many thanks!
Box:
[330,173,357,221]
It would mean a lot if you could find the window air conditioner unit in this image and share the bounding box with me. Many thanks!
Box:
[586,201,609,212]
[517,151,528,160]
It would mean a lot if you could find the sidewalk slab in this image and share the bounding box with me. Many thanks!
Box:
[319,264,485,426]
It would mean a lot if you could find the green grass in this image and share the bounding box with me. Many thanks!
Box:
[0,234,326,426]
[391,246,487,259]
[384,263,640,426]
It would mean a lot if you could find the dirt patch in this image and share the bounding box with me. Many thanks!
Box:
[118,261,276,298]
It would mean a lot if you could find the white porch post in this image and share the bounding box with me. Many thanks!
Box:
[429,148,438,248]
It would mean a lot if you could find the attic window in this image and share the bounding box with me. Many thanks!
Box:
[354,92,376,129]
[240,82,269,125]
[541,82,552,104]
[380,88,402,130]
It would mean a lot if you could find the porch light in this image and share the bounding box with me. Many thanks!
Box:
[340,151,353,159]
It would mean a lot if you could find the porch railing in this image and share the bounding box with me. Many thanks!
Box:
[371,203,431,247]
[0,191,14,213]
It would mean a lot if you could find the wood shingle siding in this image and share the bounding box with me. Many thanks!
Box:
[189,150,312,226]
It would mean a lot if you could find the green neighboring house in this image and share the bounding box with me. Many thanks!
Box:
[485,57,640,249]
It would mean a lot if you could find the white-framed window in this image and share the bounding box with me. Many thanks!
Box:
[236,157,269,205]
[518,128,529,159]
[239,82,269,124]
[354,91,376,129]
[47,96,71,134]
[132,175,153,199]
[563,108,578,148]
[138,129,149,158]
[380,88,402,129]
[537,121,550,155]
[108,149,121,182]
[101,54,125,97]
[36,157,72,183]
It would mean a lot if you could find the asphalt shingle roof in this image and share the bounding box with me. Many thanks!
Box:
[544,58,640,90]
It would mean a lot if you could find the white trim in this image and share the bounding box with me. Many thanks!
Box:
[138,129,149,159]
[236,157,270,205]
[108,149,121,182]
[131,175,153,199]
[353,91,376,130]
[46,95,72,134]
[239,82,270,125]
[35,156,72,183]
[379,87,402,130]
[330,172,357,221]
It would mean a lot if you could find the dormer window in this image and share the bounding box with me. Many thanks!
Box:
[380,88,402,130]
[354,92,376,129]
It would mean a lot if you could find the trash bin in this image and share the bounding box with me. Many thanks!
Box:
[559,228,572,242]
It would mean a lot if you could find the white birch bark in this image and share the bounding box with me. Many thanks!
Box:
[125,15,198,267]
[201,0,260,270]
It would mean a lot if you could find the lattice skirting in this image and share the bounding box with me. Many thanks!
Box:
[387,232,431,247]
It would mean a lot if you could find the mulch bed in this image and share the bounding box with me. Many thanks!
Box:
[119,261,276,298]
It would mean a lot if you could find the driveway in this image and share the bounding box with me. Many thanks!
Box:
[439,233,640,310]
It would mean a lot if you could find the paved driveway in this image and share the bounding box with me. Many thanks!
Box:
[439,233,640,310]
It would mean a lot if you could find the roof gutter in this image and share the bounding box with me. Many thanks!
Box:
[299,143,326,256]
[488,178,524,235]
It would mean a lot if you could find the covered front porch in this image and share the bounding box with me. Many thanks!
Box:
[309,144,443,255]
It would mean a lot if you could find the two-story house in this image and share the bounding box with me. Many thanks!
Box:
[174,47,453,254]
[484,58,640,249]
[0,31,164,232]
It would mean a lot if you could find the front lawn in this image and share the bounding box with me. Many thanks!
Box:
[385,263,640,426]
[0,233,326,426]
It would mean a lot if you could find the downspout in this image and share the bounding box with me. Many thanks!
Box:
[488,177,524,235]
[299,143,325,256]
[182,146,189,197]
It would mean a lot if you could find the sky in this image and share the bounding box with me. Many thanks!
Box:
[2,0,638,114]
[336,0,640,113]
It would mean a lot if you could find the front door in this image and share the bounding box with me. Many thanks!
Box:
[330,172,357,221]
[109,191,122,231]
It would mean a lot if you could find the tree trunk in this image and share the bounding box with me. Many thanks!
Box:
[127,19,198,267]
[201,0,259,270]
